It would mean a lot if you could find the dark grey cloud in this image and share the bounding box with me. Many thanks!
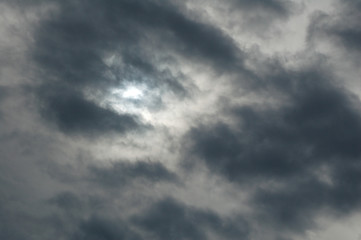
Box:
[37,84,143,135]
[185,66,361,232]
[252,163,361,233]
[73,216,141,240]
[0,86,8,119]
[0,86,7,99]
[48,191,83,211]
[330,0,361,53]
[89,161,178,187]
[308,1,361,57]
[29,0,248,136]
[2,0,361,239]
[32,0,243,85]
[47,192,142,240]
[334,28,361,52]
[132,197,249,240]
[44,193,248,240]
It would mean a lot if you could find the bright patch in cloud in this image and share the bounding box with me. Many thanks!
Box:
[122,86,144,99]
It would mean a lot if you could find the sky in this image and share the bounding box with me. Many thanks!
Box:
[1,0,361,239]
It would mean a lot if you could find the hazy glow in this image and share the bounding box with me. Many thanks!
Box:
[122,86,144,99]
[105,84,154,122]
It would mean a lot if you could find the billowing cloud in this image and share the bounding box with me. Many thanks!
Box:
[132,197,249,240]
[1,0,361,239]
[185,64,361,233]
[89,160,178,187]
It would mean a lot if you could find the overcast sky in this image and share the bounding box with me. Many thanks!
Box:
[1,0,361,239]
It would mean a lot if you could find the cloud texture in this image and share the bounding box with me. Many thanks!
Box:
[1,0,361,239]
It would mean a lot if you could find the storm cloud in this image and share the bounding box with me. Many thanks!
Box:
[1,0,361,239]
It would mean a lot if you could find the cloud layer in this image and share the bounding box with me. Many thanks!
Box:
[1,0,361,239]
